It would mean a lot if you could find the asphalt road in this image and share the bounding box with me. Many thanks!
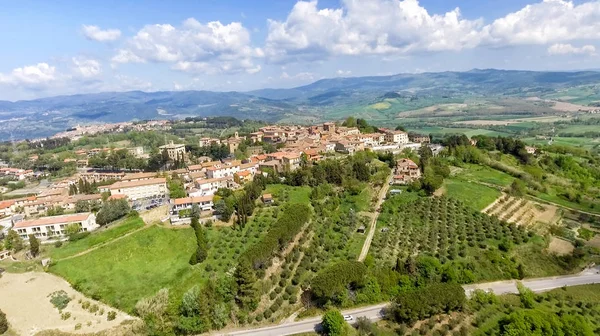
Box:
[220,269,600,336]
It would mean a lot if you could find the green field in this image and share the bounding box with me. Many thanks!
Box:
[560,125,600,134]
[407,126,512,138]
[523,136,600,149]
[50,207,278,312]
[50,215,145,260]
[443,178,501,211]
[456,164,515,187]
[265,184,312,204]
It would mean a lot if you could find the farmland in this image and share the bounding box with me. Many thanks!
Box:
[441,178,501,211]
[50,207,278,312]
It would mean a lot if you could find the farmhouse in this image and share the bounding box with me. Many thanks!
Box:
[394,158,421,184]
[13,212,98,240]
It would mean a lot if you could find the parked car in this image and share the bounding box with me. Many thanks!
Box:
[343,315,353,321]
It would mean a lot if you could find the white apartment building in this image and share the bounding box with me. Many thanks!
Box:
[193,177,233,196]
[13,212,98,240]
[206,162,240,179]
[108,178,167,201]
[384,130,409,144]
[171,196,214,215]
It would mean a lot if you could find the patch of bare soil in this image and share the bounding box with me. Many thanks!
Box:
[548,237,575,256]
[139,205,167,224]
[0,272,134,336]
[586,235,600,249]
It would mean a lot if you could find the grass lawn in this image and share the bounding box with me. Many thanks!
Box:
[511,236,575,277]
[443,178,501,211]
[458,164,515,187]
[49,216,145,260]
[265,184,312,205]
[50,208,277,313]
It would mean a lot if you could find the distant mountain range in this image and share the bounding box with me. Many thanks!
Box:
[1,69,600,140]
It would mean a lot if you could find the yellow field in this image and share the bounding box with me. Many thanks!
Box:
[370,101,392,110]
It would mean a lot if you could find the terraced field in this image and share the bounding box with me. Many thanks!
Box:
[482,194,559,230]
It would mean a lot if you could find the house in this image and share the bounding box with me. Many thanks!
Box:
[79,170,126,182]
[249,132,263,143]
[525,146,537,155]
[394,158,421,184]
[206,161,241,179]
[0,200,15,217]
[159,141,186,161]
[107,178,167,201]
[13,212,98,241]
[357,225,366,234]
[323,122,336,133]
[262,194,273,204]
[384,130,409,144]
[194,176,234,196]
[171,196,214,216]
[128,146,146,158]
[235,170,253,184]
[409,134,430,143]
[121,172,157,182]
[198,137,221,147]
[259,160,282,174]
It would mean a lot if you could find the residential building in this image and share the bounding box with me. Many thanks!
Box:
[525,146,537,154]
[194,177,234,196]
[108,178,167,201]
[0,250,10,261]
[323,122,336,133]
[409,134,430,143]
[79,170,126,182]
[198,137,221,147]
[159,141,186,161]
[384,130,409,144]
[13,212,98,241]
[128,146,146,158]
[262,194,273,204]
[171,196,214,215]
[206,161,241,179]
[393,158,421,184]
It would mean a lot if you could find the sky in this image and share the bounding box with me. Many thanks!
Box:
[1,0,600,100]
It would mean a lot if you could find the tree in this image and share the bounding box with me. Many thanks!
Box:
[418,145,433,173]
[395,125,407,131]
[215,200,233,222]
[65,223,82,237]
[189,217,208,265]
[190,204,201,219]
[96,199,131,225]
[5,230,23,252]
[321,309,346,336]
[28,234,40,257]
[234,260,259,311]
[509,180,526,196]
[0,308,8,334]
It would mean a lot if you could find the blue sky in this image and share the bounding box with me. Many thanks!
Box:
[0,0,599,100]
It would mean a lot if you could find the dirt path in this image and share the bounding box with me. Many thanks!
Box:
[358,173,393,262]
[0,272,134,336]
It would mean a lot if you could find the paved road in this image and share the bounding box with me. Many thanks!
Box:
[357,173,394,262]
[221,269,600,336]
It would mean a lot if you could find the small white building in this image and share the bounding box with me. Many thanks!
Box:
[171,196,214,216]
[193,177,234,196]
[206,162,240,179]
[13,212,98,241]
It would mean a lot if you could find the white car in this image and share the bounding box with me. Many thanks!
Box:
[343,315,353,321]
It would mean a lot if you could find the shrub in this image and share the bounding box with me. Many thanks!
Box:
[390,283,466,324]
[54,241,63,248]
[269,291,277,300]
[107,311,117,321]
[48,290,71,311]
[74,323,82,330]
[61,312,71,320]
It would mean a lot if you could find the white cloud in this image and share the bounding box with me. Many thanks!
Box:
[481,1,600,46]
[265,0,483,62]
[265,0,600,63]
[72,57,102,78]
[82,25,122,42]
[280,71,315,81]
[112,18,263,74]
[336,69,352,76]
[547,43,596,55]
[0,63,58,88]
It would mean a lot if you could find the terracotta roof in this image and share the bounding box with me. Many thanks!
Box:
[236,171,251,177]
[0,200,15,210]
[262,194,273,199]
[396,158,419,168]
[109,177,166,189]
[121,172,157,181]
[14,213,93,229]
[196,176,233,185]
[173,196,213,205]
[188,164,204,171]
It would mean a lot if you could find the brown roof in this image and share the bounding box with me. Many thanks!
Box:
[121,172,157,181]
[109,177,166,190]
[262,194,273,200]
[173,196,213,205]
[195,176,233,185]
[188,164,204,171]
[14,213,92,229]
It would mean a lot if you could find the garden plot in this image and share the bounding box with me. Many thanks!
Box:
[483,194,558,228]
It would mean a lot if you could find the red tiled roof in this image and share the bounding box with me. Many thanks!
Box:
[173,196,213,205]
